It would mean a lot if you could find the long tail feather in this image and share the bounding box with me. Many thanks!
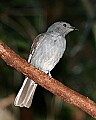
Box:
[14,77,37,108]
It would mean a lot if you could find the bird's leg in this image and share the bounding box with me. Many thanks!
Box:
[48,71,52,77]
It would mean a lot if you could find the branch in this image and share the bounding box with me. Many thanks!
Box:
[0,40,96,118]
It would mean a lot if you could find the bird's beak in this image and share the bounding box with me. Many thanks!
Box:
[70,26,78,31]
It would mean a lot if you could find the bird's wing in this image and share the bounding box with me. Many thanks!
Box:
[28,33,46,63]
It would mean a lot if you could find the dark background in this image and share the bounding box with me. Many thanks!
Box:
[0,0,96,120]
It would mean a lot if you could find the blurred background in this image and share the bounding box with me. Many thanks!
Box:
[0,0,96,120]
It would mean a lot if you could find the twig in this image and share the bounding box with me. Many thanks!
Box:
[0,40,96,118]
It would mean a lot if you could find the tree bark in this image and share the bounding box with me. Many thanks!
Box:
[0,40,96,118]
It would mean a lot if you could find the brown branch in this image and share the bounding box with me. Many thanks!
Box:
[0,40,96,118]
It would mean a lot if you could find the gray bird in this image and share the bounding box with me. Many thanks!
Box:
[14,22,76,108]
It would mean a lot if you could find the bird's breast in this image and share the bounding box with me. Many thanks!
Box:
[31,35,66,73]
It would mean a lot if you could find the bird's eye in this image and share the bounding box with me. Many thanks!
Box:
[63,24,66,27]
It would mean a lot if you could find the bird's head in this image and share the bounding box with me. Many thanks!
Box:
[47,22,76,36]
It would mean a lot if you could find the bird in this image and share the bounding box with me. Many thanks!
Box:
[14,21,76,108]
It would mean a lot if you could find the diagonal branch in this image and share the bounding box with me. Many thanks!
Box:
[0,40,96,118]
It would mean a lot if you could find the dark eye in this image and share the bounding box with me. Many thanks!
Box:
[63,24,66,27]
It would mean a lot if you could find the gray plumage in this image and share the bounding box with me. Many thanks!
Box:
[14,22,75,108]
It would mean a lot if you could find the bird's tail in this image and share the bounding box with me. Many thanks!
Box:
[14,77,37,108]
